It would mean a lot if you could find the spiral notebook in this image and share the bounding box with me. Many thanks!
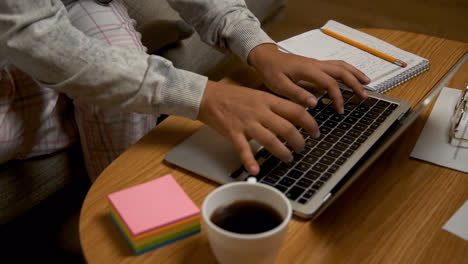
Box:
[278,20,430,93]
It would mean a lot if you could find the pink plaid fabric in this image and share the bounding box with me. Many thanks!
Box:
[0,0,158,181]
[0,65,78,162]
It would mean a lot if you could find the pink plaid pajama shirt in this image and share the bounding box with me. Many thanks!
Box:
[0,0,157,181]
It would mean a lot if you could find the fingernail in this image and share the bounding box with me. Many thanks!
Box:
[313,130,320,138]
[339,106,344,114]
[362,90,368,98]
[364,76,371,83]
[285,155,293,163]
[248,164,259,175]
[306,97,317,108]
[296,146,305,153]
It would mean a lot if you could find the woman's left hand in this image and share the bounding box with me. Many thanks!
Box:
[247,43,370,114]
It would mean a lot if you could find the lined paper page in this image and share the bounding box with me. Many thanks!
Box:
[278,20,427,91]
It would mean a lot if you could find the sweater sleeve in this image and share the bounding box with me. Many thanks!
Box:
[167,0,276,62]
[0,0,207,120]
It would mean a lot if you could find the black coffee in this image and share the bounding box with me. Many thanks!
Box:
[210,200,283,234]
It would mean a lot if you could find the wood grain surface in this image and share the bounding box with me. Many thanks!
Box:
[80,29,468,264]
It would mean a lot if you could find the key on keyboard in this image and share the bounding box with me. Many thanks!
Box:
[231,89,398,204]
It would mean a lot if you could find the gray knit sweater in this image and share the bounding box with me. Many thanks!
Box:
[0,0,274,120]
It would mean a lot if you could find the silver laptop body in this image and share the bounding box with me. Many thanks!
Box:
[165,52,467,219]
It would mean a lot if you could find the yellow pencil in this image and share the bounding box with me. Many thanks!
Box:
[321,28,407,68]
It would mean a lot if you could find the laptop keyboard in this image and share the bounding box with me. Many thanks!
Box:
[231,89,398,204]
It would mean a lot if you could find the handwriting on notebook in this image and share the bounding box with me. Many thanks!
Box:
[278,20,429,93]
[280,30,399,82]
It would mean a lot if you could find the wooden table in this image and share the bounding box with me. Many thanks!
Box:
[80,29,468,264]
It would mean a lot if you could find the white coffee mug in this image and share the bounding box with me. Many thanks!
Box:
[202,179,292,264]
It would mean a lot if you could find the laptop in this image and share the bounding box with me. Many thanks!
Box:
[165,52,468,219]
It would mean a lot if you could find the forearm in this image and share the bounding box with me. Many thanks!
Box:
[0,0,207,119]
[167,0,275,62]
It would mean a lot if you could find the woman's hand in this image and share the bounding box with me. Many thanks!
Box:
[198,43,370,176]
[198,81,319,175]
[247,43,370,113]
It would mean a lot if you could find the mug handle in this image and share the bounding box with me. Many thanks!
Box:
[246,177,257,184]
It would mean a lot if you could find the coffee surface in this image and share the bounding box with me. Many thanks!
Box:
[210,200,283,234]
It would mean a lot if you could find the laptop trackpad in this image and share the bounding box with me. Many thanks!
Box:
[165,126,261,184]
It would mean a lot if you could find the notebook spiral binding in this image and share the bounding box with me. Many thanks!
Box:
[376,60,431,93]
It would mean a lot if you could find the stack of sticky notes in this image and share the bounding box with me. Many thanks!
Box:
[107,174,201,255]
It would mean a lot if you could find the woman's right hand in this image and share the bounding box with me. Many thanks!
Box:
[198,80,320,176]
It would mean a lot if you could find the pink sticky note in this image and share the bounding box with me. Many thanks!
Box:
[108,174,199,236]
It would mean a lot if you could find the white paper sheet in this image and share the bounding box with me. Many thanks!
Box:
[277,20,427,91]
[443,200,468,241]
[410,87,468,173]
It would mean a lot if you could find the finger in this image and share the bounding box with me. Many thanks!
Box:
[260,112,305,152]
[269,97,320,138]
[246,122,293,163]
[329,60,371,84]
[230,132,260,175]
[296,67,344,114]
[270,75,318,109]
[326,65,368,99]
[324,61,369,99]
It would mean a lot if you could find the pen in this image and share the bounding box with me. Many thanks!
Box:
[321,28,407,68]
